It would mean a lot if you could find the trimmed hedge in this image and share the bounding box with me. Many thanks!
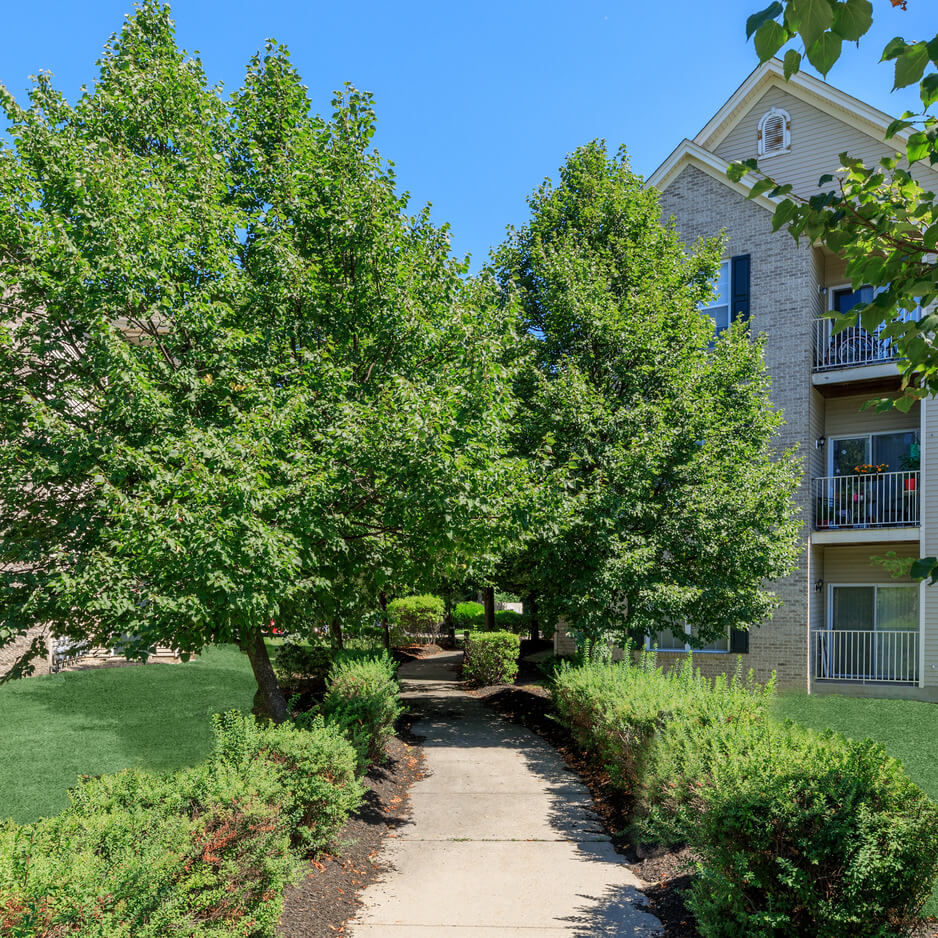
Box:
[551,654,938,937]
[319,653,402,768]
[0,712,363,937]
[453,601,485,631]
[463,631,520,685]
[387,594,444,642]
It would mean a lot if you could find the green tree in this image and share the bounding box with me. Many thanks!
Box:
[0,3,521,718]
[736,1,938,579]
[494,142,801,651]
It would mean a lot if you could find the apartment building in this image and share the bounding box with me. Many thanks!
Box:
[557,58,938,701]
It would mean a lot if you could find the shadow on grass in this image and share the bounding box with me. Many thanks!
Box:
[0,645,255,823]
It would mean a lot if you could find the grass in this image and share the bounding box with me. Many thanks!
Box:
[774,691,938,917]
[0,644,255,823]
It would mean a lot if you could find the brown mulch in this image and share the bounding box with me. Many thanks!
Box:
[392,642,444,664]
[277,730,425,938]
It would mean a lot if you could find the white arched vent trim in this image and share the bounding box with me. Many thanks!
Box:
[757,107,791,156]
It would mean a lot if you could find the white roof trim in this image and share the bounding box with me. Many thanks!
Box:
[647,139,779,212]
[693,58,915,154]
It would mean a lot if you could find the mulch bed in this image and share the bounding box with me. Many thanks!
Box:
[277,729,425,938]
[477,684,938,938]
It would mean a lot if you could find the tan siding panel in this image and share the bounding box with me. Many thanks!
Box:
[824,395,919,439]
[822,544,918,583]
[921,398,938,686]
[714,87,938,201]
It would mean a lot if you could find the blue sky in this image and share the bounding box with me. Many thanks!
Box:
[1,1,934,268]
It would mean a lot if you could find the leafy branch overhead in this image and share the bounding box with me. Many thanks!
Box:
[733,1,938,410]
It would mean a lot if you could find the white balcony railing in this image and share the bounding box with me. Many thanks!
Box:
[813,308,921,372]
[814,471,919,529]
[813,629,919,684]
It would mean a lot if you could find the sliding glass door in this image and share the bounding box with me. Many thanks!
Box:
[825,584,919,682]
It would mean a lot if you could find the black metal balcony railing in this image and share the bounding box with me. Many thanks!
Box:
[814,471,920,529]
[813,309,922,372]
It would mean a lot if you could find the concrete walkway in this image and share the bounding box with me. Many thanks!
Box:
[348,651,662,937]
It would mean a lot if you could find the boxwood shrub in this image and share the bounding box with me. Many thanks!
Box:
[463,631,520,685]
[453,600,485,631]
[551,654,938,936]
[387,594,444,643]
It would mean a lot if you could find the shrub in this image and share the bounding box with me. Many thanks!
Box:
[687,723,938,938]
[0,711,363,937]
[211,710,363,854]
[319,653,402,768]
[551,654,938,936]
[274,641,333,684]
[387,594,445,643]
[453,601,485,631]
[463,631,520,685]
[494,609,525,632]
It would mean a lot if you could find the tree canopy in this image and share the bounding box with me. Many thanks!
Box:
[0,2,524,717]
[494,142,802,651]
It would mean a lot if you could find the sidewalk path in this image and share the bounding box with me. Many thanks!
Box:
[348,651,662,937]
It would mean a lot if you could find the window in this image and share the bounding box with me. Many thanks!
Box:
[829,430,919,476]
[700,260,731,335]
[758,107,791,156]
[648,623,729,653]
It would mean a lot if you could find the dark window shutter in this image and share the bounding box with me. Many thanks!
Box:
[731,253,751,322]
[729,627,749,654]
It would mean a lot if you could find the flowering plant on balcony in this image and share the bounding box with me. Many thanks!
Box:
[853,463,889,474]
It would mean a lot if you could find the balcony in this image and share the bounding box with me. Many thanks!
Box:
[813,309,920,373]
[814,471,919,531]
[812,629,919,684]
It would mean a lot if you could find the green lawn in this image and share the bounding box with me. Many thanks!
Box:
[774,691,938,917]
[0,645,255,823]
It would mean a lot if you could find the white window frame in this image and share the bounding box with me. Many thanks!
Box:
[700,259,731,336]
[646,623,729,654]
[757,107,791,157]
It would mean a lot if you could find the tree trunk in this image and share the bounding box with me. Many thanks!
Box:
[244,629,289,724]
[330,618,344,650]
[528,595,539,641]
[483,586,495,631]
[444,594,455,647]
[379,592,391,651]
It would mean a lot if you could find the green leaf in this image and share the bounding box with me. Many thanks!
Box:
[746,1,783,39]
[831,0,872,42]
[755,21,789,62]
[881,36,908,62]
[921,73,938,109]
[910,557,938,582]
[748,177,777,199]
[894,42,930,91]
[783,49,802,79]
[770,199,799,231]
[806,32,842,76]
[790,0,834,48]
[906,131,931,163]
[885,116,914,140]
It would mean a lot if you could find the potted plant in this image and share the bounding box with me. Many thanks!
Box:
[901,452,920,490]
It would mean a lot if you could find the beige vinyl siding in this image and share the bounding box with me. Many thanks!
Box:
[714,87,938,201]
[920,397,938,688]
[809,543,824,632]
[824,394,919,439]
[822,544,918,583]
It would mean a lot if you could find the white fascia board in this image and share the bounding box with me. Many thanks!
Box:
[694,58,918,156]
[647,139,779,213]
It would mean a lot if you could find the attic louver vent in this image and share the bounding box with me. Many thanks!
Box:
[757,107,791,156]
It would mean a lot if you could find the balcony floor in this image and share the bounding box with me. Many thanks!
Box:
[811,526,919,545]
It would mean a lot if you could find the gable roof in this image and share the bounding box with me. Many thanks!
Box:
[693,58,916,153]
[647,139,781,212]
